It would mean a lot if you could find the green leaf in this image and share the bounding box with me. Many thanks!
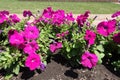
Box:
[5,73,13,80]
[67,54,71,59]
[13,65,20,75]
[94,51,105,64]
[66,47,70,52]
[96,45,104,52]
[1,56,7,60]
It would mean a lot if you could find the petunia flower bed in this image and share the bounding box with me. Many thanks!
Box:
[0,7,120,79]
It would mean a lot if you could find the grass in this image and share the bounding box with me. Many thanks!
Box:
[0,0,120,14]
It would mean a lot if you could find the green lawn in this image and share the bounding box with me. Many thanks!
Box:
[0,0,120,14]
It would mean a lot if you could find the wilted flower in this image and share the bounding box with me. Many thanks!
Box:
[81,51,98,68]
[40,63,46,71]
[77,11,90,27]
[97,19,116,37]
[84,30,96,45]
[24,25,39,40]
[25,53,41,70]
[111,11,120,18]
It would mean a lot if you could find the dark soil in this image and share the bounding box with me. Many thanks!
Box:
[0,54,120,80]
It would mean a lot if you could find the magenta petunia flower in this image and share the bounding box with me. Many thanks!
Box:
[97,19,116,37]
[23,40,39,54]
[84,30,96,45]
[9,30,24,48]
[8,29,18,38]
[56,31,69,38]
[24,25,39,40]
[50,43,56,53]
[25,53,41,70]
[0,10,9,16]
[56,33,61,38]
[76,11,90,27]
[113,32,120,44]
[9,14,20,24]
[52,10,65,26]
[50,42,62,53]
[0,13,8,24]
[56,42,62,49]
[81,51,98,68]
[23,10,33,17]
[42,7,54,19]
[111,11,120,18]
[66,13,75,22]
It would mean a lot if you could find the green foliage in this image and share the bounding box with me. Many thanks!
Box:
[1,7,120,80]
[112,60,120,71]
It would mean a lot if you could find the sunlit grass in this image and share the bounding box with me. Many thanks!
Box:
[0,0,120,14]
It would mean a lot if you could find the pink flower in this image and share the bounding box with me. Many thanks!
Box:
[9,30,24,48]
[84,30,96,45]
[97,19,116,37]
[24,25,39,40]
[56,33,61,38]
[8,29,18,38]
[81,51,98,68]
[66,13,75,22]
[9,14,20,24]
[50,42,62,53]
[52,10,65,26]
[111,11,120,18]
[50,43,56,53]
[0,13,8,24]
[23,10,33,17]
[76,11,90,27]
[25,53,41,70]
[113,32,120,44]
[42,7,54,19]
[0,10,9,15]
[56,31,69,38]
[23,40,39,54]
[56,42,62,49]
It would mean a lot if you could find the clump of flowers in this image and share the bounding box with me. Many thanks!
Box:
[39,7,75,26]
[1,8,120,80]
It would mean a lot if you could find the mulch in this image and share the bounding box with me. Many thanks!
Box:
[1,54,118,80]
